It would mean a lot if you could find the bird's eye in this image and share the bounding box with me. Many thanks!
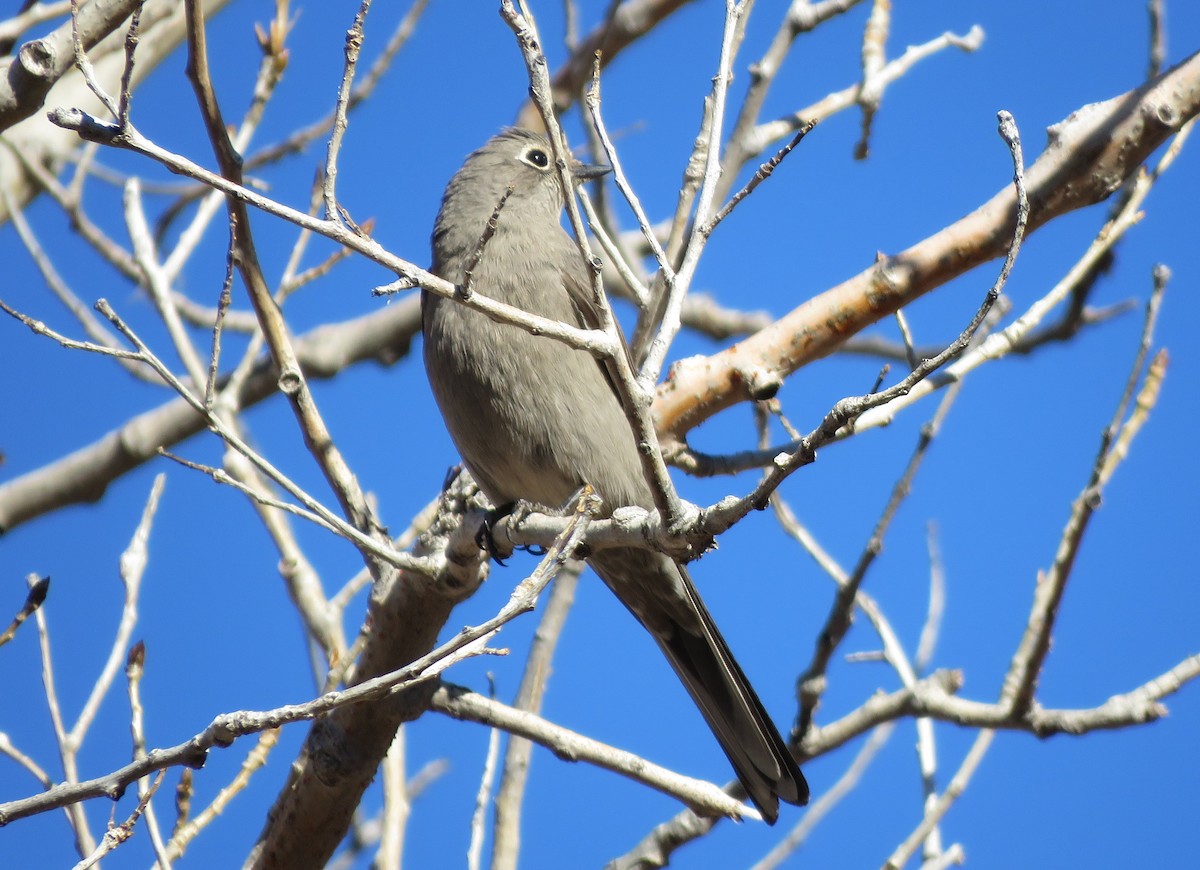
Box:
[523,147,550,169]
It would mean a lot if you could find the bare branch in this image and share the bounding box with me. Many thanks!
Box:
[0,0,143,130]
[719,24,983,204]
[125,641,172,867]
[467,679,501,870]
[750,724,895,870]
[245,481,595,868]
[1147,0,1166,80]
[656,52,1199,440]
[237,0,429,174]
[431,683,758,823]
[71,771,165,870]
[584,58,672,284]
[636,0,745,390]
[0,299,423,534]
[322,0,370,222]
[699,120,816,238]
[69,474,164,750]
[492,564,581,870]
[883,731,995,870]
[1002,270,1168,716]
[162,730,281,862]
[853,0,891,160]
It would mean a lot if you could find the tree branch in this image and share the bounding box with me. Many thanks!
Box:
[654,50,1200,442]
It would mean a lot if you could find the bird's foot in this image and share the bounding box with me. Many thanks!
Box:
[475,501,549,564]
[475,501,517,566]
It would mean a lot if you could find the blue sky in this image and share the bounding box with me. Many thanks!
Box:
[2,2,1197,868]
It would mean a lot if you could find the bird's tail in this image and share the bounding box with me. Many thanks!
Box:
[590,549,809,823]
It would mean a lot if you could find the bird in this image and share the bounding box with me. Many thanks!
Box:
[421,127,808,822]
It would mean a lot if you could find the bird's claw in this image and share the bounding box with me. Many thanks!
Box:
[475,502,517,566]
[475,502,551,564]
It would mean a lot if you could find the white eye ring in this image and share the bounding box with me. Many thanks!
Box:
[521,146,551,169]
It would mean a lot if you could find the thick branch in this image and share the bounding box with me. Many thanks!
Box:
[248,480,596,869]
[653,51,1200,440]
[0,0,235,225]
[0,0,142,130]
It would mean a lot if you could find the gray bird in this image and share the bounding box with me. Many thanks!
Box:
[422,127,808,822]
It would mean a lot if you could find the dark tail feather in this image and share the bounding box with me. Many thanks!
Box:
[592,551,809,822]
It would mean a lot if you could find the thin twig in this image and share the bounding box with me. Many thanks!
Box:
[162,1,291,280]
[584,54,672,280]
[71,771,165,870]
[204,228,236,409]
[66,475,164,759]
[238,0,430,174]
[1,489,598,826]
[700,121,816,238]
[125,177,209,387]
[125,641,172,867]
[468,677,502,870]
[915,524,946,674]
[853,0,891,159]
[721,0,866,206]
[577,186,650,307]
[883,731,995,870]
[492,564,581,870]
[698,274,1002,541]
[116,3,142,128]
[611,643,1199,868]
[0,175,153,381]
[894,308,919,371]
[220,447,346,660]
[461,187,514,297]
[43,106,620,355]
[76,298,420,571]
[374,730,407,870]
[746,27,984,179]
[848,117,1186,435]
[69,0,120,119]
[637,0,746,390]
[750,724,895,870]
[162,730,280,861]
[323,0,371,222]
[1,138,143,291]
[0,299,425,535]
[33,577,96,856]
[1001,267,1168,716]
[0,731,54,791]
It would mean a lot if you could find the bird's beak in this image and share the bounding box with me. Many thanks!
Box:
[572,161,612,182]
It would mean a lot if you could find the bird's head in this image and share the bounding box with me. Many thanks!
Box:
[434,128,609,252]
